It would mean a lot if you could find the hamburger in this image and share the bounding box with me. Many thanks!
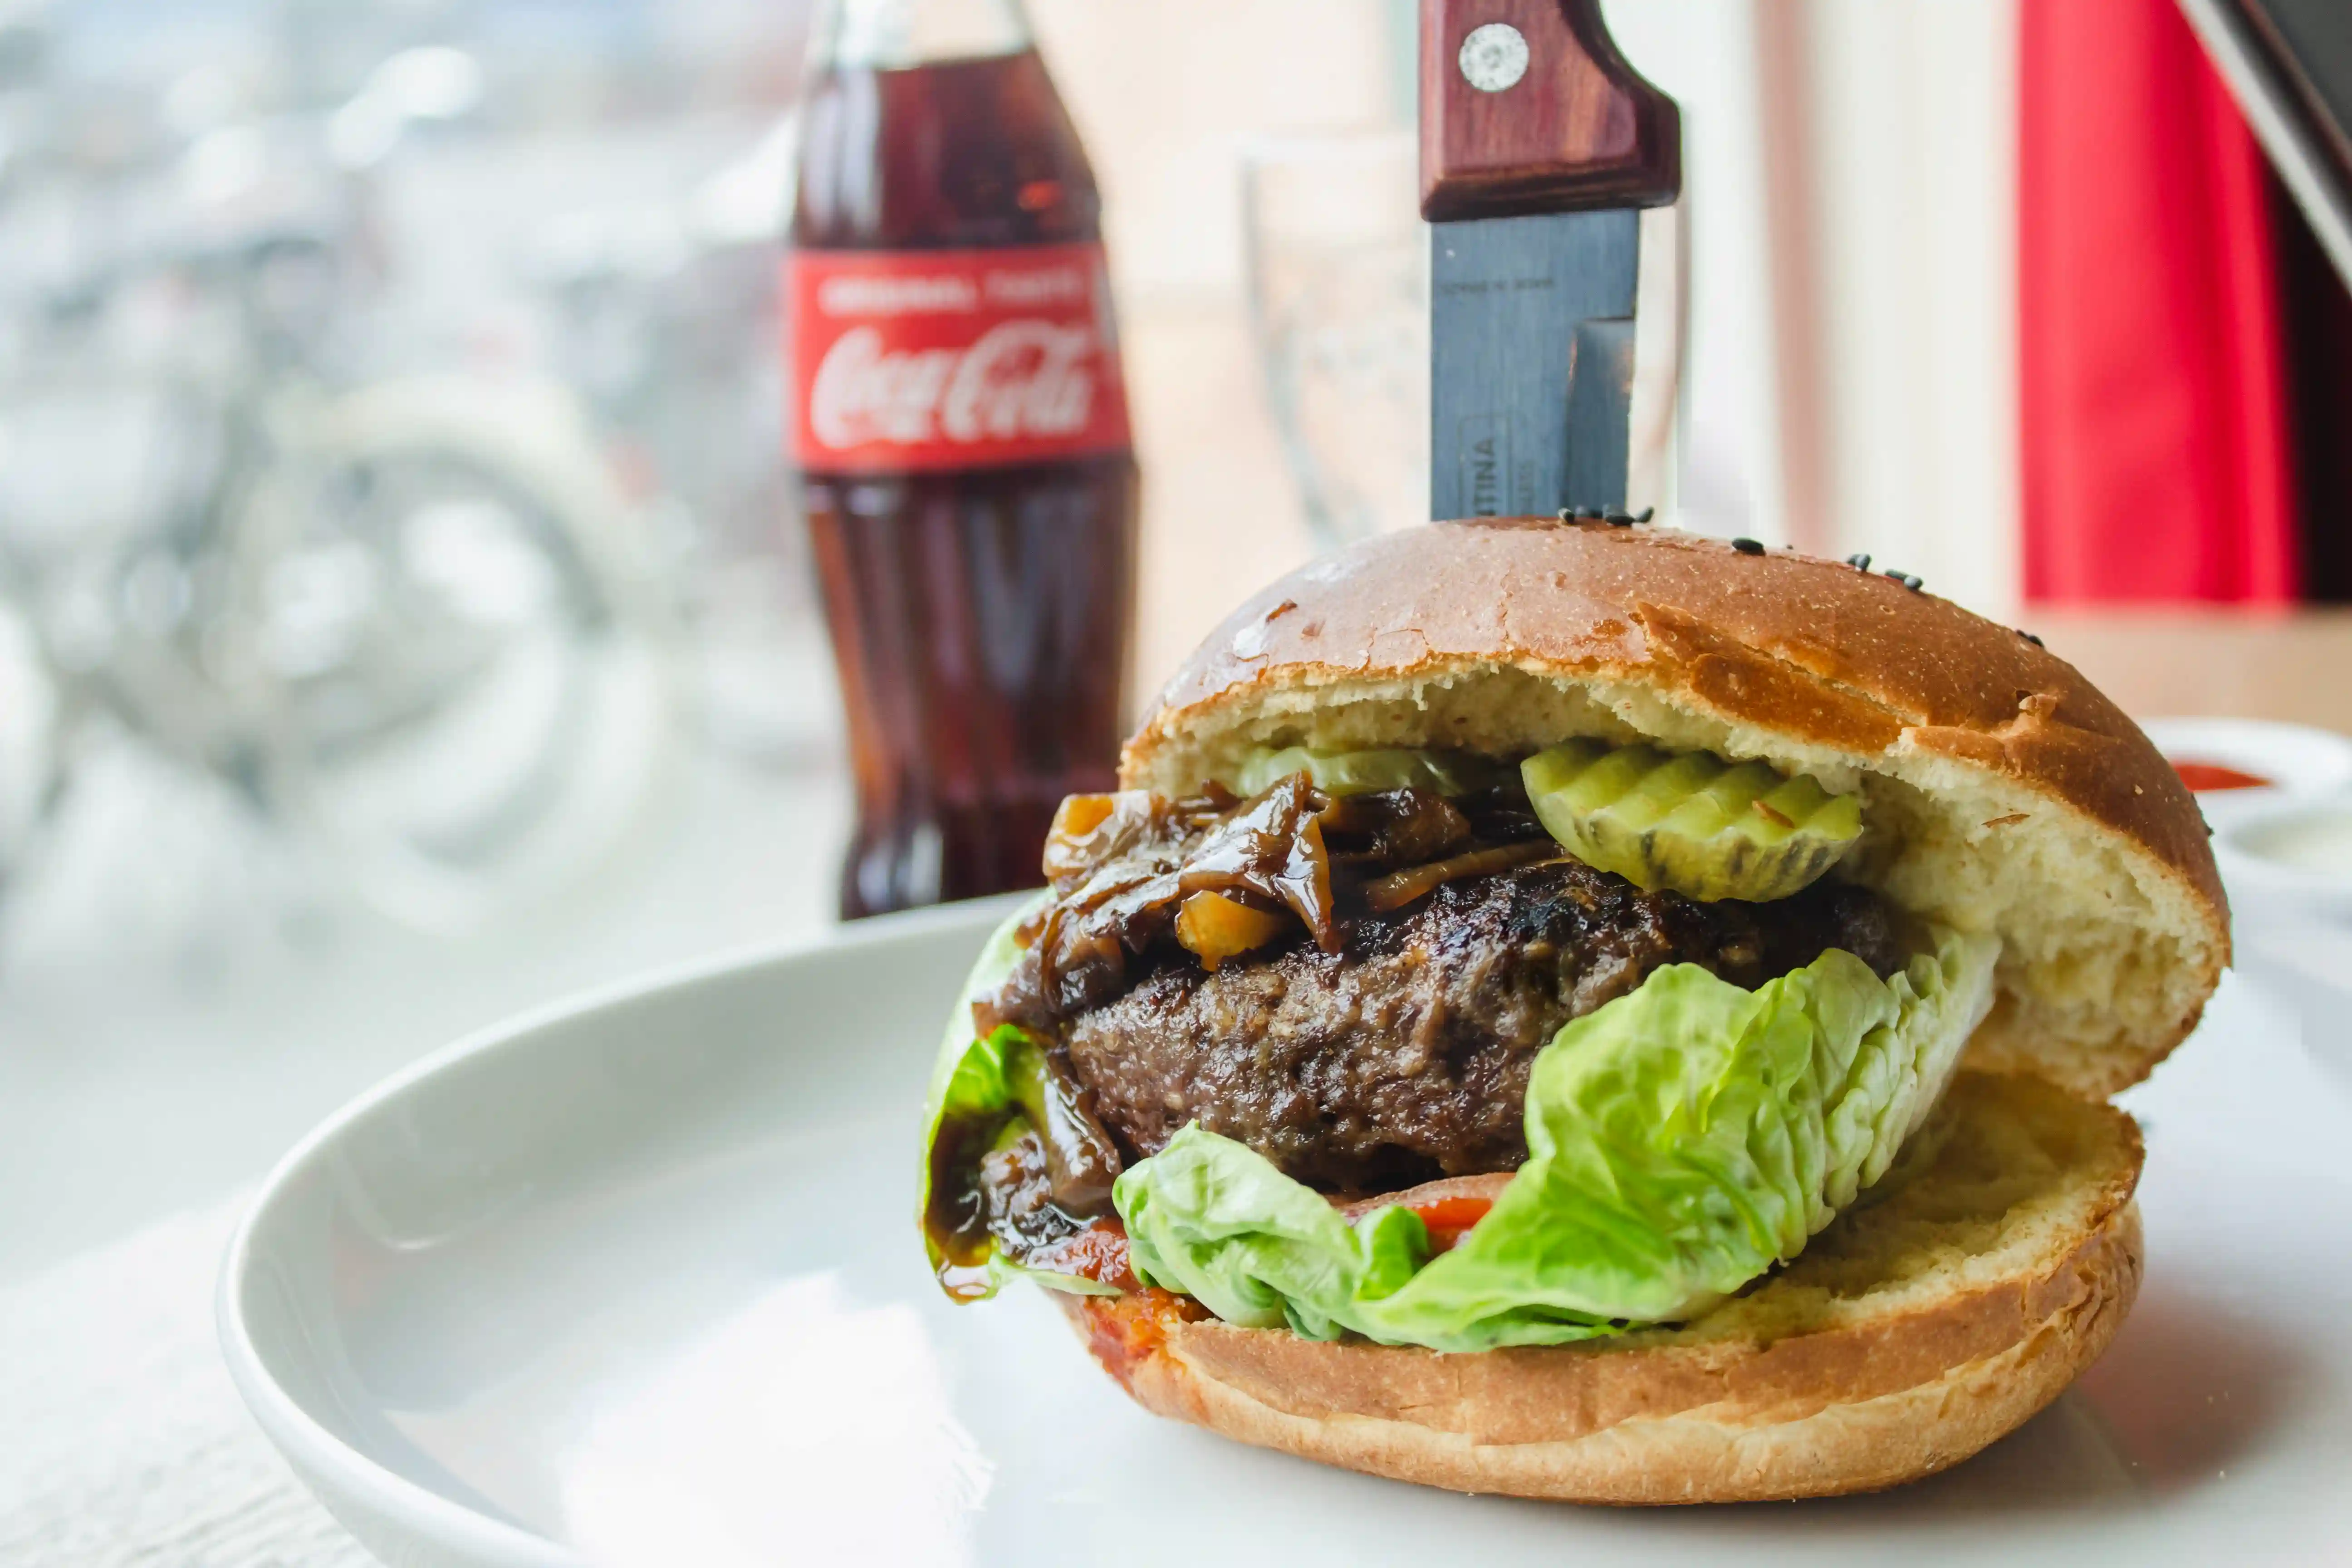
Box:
[917,518,2226,1503]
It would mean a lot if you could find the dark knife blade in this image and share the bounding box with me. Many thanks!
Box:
[1430,209,1636,518]
[1421,0,1680,520]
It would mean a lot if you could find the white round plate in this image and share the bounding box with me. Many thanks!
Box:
[222,898,2352,1568]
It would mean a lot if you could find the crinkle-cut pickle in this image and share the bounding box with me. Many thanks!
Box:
[1227,746,1508,799]
[1521,740,1862,902]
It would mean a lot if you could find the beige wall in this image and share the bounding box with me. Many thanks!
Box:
[1035,0,1402,302]
[1025,0,2026,703]
[1032,2,1402,699]
[1788,0,2020,622]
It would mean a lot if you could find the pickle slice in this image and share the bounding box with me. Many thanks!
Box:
[1227,746,1509,799]
[1521,740,1862,902]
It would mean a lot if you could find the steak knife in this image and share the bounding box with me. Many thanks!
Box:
[1422,0,1682,519]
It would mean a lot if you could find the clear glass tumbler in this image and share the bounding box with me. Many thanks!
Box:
[1241,129,1429,550]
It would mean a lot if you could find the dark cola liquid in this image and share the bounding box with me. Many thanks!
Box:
[793,48,1139,918]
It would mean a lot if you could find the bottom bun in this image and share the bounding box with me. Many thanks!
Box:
[1060,1071,2143,1503]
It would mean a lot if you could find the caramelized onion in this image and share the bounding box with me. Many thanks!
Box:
[1319,788,1471,865]
[1175,890,1292,970]
[1360,840,1565,912]
[1040,787,1233,892]
[1453,785,1550,843]
[988,769,1563,1032]
[1175,774,1340,951]
[1039,793,1120,884]
[1002,1039,1122,1215]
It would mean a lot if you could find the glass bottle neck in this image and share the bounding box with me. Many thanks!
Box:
[812,0,1032,69]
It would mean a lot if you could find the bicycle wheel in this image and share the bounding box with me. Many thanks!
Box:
[224,373,676,931]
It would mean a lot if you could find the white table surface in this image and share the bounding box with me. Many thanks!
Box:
[0,742,848,1564]
[10,737,2352,1566]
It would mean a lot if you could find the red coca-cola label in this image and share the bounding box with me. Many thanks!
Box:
[786,243,1132,472]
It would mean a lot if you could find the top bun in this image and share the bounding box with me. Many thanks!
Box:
[1121,519,2227,1098]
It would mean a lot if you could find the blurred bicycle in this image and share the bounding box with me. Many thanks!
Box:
[529,114,831,767]
[0,43,673,935]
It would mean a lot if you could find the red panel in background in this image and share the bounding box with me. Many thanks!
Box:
[2019,0,2301,604]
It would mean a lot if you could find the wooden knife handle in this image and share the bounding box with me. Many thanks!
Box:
[1420,0,1681,222]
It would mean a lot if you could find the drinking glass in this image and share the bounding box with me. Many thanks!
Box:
[1242,130,1429,549]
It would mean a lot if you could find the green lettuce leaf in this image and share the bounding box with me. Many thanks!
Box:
[1116,925,1999,1352]
[917,896,1121,1299]
[1112,1123,1432,1335]
[916,901,1036,1228]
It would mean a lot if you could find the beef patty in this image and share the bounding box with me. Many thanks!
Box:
[1063,860,1906,1194]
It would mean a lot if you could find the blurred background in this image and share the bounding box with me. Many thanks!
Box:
[2,0,2349,1277]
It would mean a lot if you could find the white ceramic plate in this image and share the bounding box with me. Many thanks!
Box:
[222,898,2352,1568]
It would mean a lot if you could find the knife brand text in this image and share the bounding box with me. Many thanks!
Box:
[1435,276,1558,296]
[1458,415,1510,516]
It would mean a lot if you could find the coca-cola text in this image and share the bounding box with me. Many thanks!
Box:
[789,245,1130,471]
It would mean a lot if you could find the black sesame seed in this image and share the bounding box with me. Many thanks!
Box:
[1557,507,1572,522]
[1732,536,1764,555]
[1847,553,1872,572]
[1634,507,1655,524]
[1900,573,1924,592]
[1603,509,1633,525]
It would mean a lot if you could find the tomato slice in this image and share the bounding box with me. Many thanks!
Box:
[1407,1195,1494,1252]
[1043,1218,1142,1292]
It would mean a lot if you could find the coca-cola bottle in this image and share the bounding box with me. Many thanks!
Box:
[788,0,1140,919]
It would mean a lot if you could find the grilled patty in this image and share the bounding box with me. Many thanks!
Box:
[1063,860,1906,1194]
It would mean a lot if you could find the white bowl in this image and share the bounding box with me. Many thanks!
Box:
[2138,717,2352,826]
[2215,797,2352,927]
